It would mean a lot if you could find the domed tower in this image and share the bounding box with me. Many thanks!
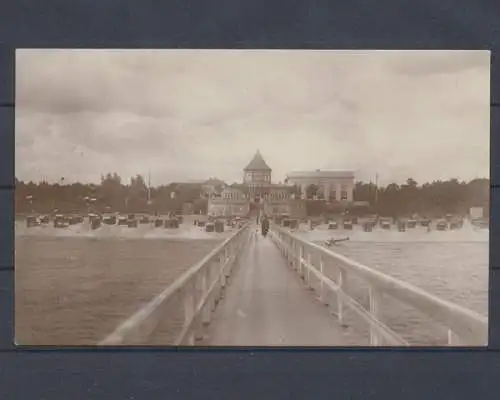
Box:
[243,150,272,203]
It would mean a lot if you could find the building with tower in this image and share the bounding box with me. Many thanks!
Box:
[242,150,306,218]
[208,150,301,218]
[207,150,352,218]
[243,150,273,203]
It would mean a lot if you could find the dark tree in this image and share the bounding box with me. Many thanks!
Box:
[305,184,319,199]
[14,175,490,218]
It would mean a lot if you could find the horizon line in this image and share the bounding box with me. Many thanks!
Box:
[15,176,490,187]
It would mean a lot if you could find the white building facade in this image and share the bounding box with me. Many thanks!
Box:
[262,185,292,216]
[285,170,355,202]
[207,186,250,217]
[206,152,354,218]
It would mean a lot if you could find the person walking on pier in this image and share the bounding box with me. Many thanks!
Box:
[261,215,270,237]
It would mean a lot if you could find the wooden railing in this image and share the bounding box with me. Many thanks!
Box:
[98,223,251,346]
[270,225,488,346]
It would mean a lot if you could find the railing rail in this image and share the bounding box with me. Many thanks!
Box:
[270,225,488,346]
[98,223,251,346]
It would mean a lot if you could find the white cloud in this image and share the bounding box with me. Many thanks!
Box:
[15,49,490,186]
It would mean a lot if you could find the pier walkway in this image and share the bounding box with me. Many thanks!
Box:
[98,223,488,347]
[202,232,359,346]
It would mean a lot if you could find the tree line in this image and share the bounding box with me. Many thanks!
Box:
[15,173,209,215]
[15,173,489,218]
[351,177,489,218]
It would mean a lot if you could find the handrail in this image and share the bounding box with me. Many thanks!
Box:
[270,225,487,346]
[98,223,251,345]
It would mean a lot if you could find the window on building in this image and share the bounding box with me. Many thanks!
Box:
[331,191,336,200]
[341,191,348,200]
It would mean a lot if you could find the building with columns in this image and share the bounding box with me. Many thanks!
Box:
[285,170,355,202]
[209,150,299,218]
[207,151,353,218]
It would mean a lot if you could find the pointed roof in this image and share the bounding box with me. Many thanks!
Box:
[243,150,272,171]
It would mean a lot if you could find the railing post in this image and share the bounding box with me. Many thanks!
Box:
[201,268,212,326]
[306,252,312,288]
[209,262,218,312]
[292,240,300,271]
[319,256,327,305]
[224,240,233,283]
[337,268,347,327]
[231,232,240,269]
[213,256,222,307]
[369,286,382,346]
[193,274,205,342]
[220,249,227,290]
[299,246,304,278]
[447,329,460,346]
[286,236,291,263]
[183,282,195,345]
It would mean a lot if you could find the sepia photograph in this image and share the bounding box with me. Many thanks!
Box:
[15,49,490,347]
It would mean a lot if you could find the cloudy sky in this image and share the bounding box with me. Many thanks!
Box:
[15,49,490,186]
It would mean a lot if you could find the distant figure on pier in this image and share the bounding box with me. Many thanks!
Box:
[261,215,270,237]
